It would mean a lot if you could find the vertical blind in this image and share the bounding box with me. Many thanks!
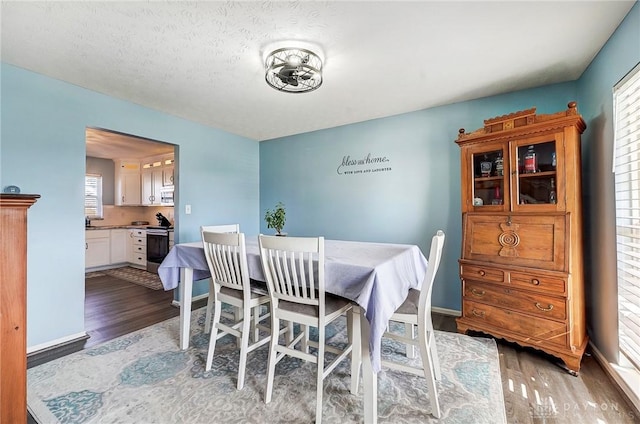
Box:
[614,62,640,370]
[85,174,103,218]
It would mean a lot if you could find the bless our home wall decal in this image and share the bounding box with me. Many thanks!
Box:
[337,153,392,175]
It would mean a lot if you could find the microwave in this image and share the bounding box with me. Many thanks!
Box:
[160,188,174,206]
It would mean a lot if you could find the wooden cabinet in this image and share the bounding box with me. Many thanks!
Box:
[1,193,39,424]
[127,228,146,268]
[141,154,174,206]
[115,160,141,206]
[455,102,587,374]
[110,229,128,264]
[85,230,110,268]
[141,168,163,206]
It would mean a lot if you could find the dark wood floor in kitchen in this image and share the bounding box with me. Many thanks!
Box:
[83,274,182,349]
[28,275,638,423]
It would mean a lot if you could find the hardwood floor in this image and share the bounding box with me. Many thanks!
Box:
[83,274,180,348]
[433,314,639,423]
[28,276,638,423]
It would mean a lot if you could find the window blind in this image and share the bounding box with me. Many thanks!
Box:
[85,174,103,218]
[614,62,640,370]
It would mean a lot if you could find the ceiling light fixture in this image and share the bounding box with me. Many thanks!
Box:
[264,46,323,93]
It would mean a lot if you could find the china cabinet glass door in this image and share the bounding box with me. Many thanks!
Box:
[471,146,508,210]
[511,135,562,211]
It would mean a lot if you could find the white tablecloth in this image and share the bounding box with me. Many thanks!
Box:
[159,237,428,372]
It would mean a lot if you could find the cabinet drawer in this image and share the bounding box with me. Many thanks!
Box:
[462,213,567,271]
[463,299,567,347]
[132,244,146,254]
[86,230,110,239]
[509,271,566,295]
[460,264,504,283]
[132,237,146,246]
[130,254,146,266]
[464,281,566,320]
[131,229,146,238]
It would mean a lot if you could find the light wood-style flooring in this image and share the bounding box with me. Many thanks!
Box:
[29,275,639,423]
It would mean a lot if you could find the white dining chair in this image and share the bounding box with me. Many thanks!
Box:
[258,235,360,424]
[380,230,445,419]
[200,224,241,334]
[201,230,271,390]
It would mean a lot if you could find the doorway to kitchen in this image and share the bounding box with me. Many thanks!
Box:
[84,127,178,346]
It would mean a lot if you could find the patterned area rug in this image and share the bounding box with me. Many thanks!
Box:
[27,308,506,423]
[85,266,163,290]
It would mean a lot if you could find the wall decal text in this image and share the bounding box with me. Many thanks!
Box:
[337,153,392,175]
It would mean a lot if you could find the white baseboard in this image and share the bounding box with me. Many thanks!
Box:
[589,342,640,416]
[171,293,209,308]
[27,331,88,354]
[432,306,461,317]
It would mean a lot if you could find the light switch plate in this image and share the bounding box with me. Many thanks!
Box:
[185,204,191,214]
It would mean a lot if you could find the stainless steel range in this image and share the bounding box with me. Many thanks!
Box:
[146,226,172,274]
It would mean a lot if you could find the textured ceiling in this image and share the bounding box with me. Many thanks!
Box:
[1,1,636,143]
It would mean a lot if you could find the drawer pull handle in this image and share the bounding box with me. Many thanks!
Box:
[478,270,486,276]
[535,303,554,312]
[531,279,540,286]
[472,309,485,318]
[471,289,485,297]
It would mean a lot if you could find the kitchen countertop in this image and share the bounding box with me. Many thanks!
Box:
[85,225,149,230]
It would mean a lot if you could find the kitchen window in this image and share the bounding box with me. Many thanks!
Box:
[85,173,103,219]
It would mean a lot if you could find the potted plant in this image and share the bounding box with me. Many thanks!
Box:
[264,201,286,236]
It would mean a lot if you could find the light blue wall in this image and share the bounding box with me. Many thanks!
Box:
[260,82,577,311]
[1,64,259,348]
[576,3,640,361]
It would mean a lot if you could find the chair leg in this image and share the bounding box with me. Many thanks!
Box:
[418,326,441,418]
[205,299,223,371]
[405,323,416,358]
[349,307,361,395]
[426,320,441,381]
[237,303,251,390]
[302,324,310,353]
[204,280,215,333]
[285,321,295,345]
[315,324,325,424]
[265,314,279,404]
[251,305,260,343]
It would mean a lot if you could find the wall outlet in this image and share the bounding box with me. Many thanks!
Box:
[185,204,191,214]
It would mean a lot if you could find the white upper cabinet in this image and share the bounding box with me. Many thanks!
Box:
[115,160,142,206]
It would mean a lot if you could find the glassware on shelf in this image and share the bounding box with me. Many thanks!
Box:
[549,178,557,204]
[480,155,492,177]
[524,145,538,173]
[491,184,503,205]
[494,152,504,176]
[551,152,557,169]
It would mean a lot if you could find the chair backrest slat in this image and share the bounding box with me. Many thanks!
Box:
[259,235,324,306]
[202,230,249,295]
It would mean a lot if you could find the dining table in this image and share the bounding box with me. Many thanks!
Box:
[158,236,428,423]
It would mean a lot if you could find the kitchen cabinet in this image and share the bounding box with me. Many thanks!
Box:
[141,168,163,206]
[128,228,146,268]
[455,102,587,374]
[163,165,174,186]
[110,229,128,264]
[115,160,141,206]
[85,230,110,268]
[1,194,39,424]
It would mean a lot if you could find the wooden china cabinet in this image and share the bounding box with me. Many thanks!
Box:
[455,102,587,374]
[1,193,39,423]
